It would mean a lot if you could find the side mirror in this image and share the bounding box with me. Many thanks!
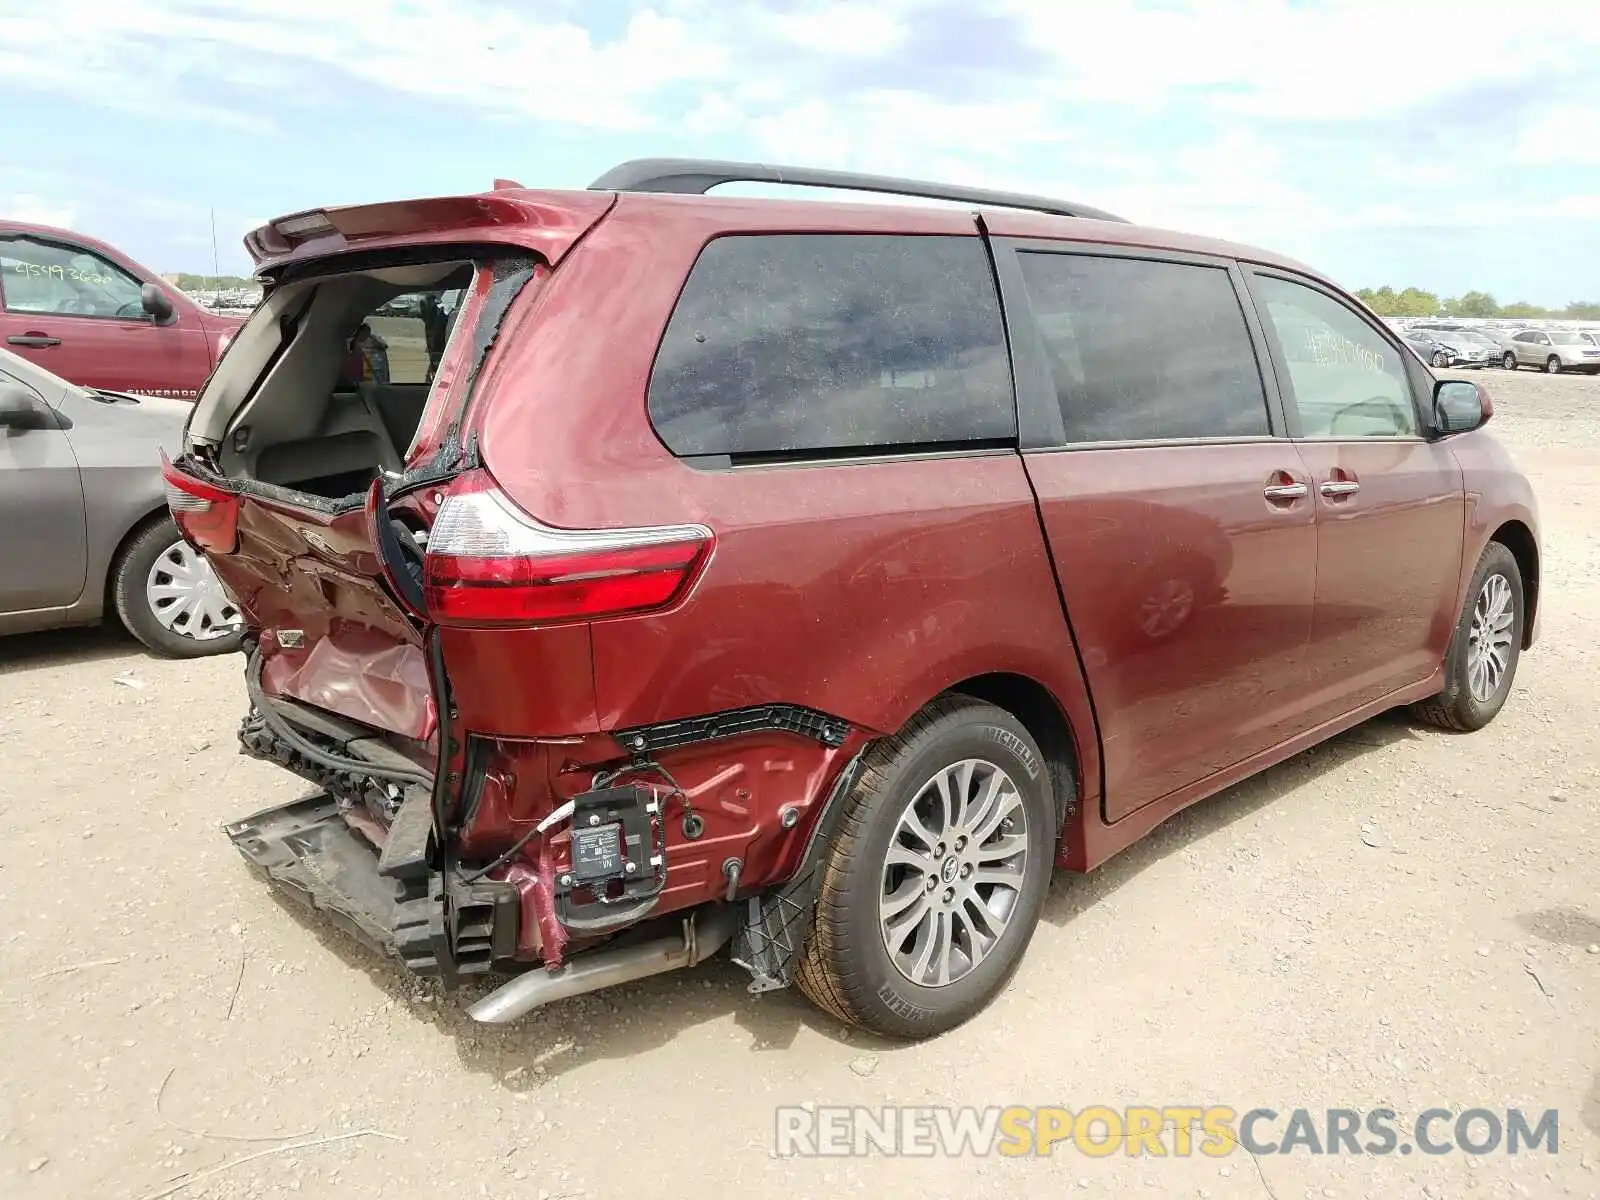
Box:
[0,383,59,432]
[141,283,175,323]
[1434,379,1492,435]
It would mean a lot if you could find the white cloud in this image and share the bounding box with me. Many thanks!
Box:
[0,1,729,133]
[762,3,909,57]
[3,0,1597,281]
[1002,0,1600,120]
[1515,104,1600,166]
[1,194,76,229]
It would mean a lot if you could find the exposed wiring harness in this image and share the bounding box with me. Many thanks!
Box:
[457,826,541,885]
[458,758,694,885]
[592,759,699,823]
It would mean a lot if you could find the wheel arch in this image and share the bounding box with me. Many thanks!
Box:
[101,504,176,629]
[1490,519,1539,649]
[940,671,1082,840]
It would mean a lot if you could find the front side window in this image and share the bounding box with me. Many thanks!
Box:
[0,236,147,319]
[1253,275,1420,439]
[1015,252,1269,443]
[648,234,1013,458]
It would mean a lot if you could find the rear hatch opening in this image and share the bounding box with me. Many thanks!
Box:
[164,229,723,986]
[163,246,549,980]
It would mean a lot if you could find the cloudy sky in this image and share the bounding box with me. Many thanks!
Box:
[2,0,1597,304]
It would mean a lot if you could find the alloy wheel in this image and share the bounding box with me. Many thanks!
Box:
[1466,573,1515,703]
[878,758,1029,988]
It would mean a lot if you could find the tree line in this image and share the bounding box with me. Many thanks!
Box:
[1355,287,1600,321]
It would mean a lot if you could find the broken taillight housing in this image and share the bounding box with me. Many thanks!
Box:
[423,474,713,627]
[161,453,240,554]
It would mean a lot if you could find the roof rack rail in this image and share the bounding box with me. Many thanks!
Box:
[588,157,1130,224]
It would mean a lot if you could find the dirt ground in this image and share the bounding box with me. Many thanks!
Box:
[2,369,1596,1200]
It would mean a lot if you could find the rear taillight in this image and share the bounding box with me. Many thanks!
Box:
[161,453,240,554]
[423,477,713,627]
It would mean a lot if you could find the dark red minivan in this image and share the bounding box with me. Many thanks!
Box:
[165,160,1540,1039]
[0,221,242,399]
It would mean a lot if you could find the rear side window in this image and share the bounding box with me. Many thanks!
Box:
[648,234,1013,458]
[1015,252,1269,443]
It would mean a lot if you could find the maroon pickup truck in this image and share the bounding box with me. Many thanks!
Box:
[0,221,243,399]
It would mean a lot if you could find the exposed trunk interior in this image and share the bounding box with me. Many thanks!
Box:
[189,259,474,498]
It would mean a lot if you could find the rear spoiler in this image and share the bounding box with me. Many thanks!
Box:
[243,190,616,276]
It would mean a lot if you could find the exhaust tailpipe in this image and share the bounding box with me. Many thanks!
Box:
[466,907,739,1025]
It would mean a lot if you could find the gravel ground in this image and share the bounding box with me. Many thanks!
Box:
[2,369,1596,1200]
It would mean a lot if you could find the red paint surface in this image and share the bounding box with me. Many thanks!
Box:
[185,185,1544,955]
[0,219,241,398]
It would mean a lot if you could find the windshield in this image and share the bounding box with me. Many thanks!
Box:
[1549,331,1588,345]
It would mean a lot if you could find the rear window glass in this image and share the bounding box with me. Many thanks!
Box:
[342,287,466,388]
[648,234,1014,458]
[1016,252,1269,444]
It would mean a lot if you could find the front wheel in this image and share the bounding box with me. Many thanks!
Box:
[1546,355,1562,374]
[1431,350,1449,368]
[1502,352,1518,370]
[112,518,245,658]
[1412,543,1523,732]
[795,696,1057,1039]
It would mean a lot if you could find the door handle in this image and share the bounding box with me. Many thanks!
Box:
[7,335,61,348]
[1263,482,1308,501]
[1320,480,1361,497]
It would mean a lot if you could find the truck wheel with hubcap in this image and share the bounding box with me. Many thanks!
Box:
[795,696,1056,1039]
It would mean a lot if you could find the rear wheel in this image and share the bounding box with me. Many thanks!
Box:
[1412,543,1523,732]
[112,517,245,659]
[795,696,1056,1039]
[1502,352,1517,370]
[1431,350,1449,368]
[1546,355,1562,374]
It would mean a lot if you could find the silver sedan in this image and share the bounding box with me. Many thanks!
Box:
[0,346,242,656]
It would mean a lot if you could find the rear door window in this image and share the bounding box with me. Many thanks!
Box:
[647,234,1013,459]
[1014,252,1270,443]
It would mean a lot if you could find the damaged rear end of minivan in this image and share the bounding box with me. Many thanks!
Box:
[166,191,867,1022]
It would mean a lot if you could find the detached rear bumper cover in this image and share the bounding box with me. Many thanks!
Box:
[225,792,519,981]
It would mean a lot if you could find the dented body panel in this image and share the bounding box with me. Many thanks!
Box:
[177,173,1541,1019]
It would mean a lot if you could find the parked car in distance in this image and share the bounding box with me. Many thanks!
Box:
[1440,329,1502,367]
[0,221,243,399]
[1403,327,1495,368]
[168,158,1540,1040]
[1407,325,1504,367]
[1402,328,1456,368]
[1502,327,1600,373]
[0,346,243,656]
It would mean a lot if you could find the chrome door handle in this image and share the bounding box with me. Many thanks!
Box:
[1320,480,1360,497]
[1263,482,1308,501]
